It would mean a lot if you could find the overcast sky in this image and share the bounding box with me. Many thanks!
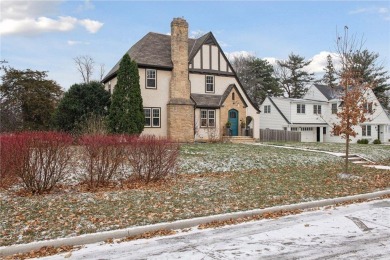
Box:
[1,0,389,90]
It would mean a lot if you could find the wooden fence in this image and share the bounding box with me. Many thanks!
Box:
[260,129,301,142]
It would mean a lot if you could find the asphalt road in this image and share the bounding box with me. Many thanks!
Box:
[41,199,390,260]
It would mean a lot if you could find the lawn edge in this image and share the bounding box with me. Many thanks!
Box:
[1,189,390,257]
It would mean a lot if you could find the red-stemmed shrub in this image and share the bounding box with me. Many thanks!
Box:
[126,135,180,183]
[0,134,22,189]
[0,132,73,193]
[78,134,126,189]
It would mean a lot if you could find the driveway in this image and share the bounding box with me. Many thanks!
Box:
[39,199,390,260]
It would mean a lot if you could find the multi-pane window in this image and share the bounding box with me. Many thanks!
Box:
[264,105,271,113]
[144,108,160,127]
[313,105,322,115]
[362,125,371,136]
[205,75,214,93]
[146,69,156,89]
[331,103,337,114]
[297,104,305,114]
[200,109,215,127]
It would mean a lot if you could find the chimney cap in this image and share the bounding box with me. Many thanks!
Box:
[171,17,188,26]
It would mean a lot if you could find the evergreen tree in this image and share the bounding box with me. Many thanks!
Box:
[322,54,338,89]
[231,55,282,106]
[0,67,62,131]
[276,53,314,98]
[350,50,390,108]
[108,54,144,134]
[52,81,111,132]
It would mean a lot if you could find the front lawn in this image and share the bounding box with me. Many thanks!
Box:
[1,143,389,247]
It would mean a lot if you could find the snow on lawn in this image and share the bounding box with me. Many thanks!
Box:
[179,143,341,173]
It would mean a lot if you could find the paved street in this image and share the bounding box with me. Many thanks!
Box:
[41,199,390,260]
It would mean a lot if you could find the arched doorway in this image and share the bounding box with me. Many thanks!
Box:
[228,109,238,136]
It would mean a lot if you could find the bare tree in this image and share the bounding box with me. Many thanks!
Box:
[333,26,375,174]
[74,55,95,84]
[99,63,105,82]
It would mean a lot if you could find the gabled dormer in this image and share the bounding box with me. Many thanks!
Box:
[188,32,234,76]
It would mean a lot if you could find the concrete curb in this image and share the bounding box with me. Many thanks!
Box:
[1,189,390,257]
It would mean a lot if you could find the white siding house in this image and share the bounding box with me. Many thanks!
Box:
[260,84,390,143]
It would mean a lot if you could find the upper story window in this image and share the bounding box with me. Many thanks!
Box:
[144,107,160,128]
[331,103,337,114]
[313,105,322,115]
[146,69,156,89]
[363,102,373,114]
[264,105,271,113]
[200,109,215,127]
[108,81,112,94]
[205,75,214,93]
[297,104,305,114]
[232,92,235,100]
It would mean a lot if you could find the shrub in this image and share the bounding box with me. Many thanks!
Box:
[0,134,21,189]
[78,134,126,189]
[357,139,369,144]
[0,132,73,194]
[373,139,381,144]
[126,135,180,183]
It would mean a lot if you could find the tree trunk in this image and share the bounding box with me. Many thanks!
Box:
[345,134,349,174]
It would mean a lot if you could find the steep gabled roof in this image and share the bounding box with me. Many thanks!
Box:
[103,32,198,82]
[220,84,248,107]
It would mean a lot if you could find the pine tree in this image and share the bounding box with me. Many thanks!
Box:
[322,54,338,89]
[231,55,282,106]
[108,54,144,134]
[276,53,314,98]
[350,50,390,108]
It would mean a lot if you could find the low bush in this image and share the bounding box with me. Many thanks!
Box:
[357,139,369,144]
[126,135,180,183]
[78,134,126,189]
[373,139,381,144]
[0,132,73,194]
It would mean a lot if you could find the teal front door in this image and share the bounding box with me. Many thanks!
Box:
[228,109,238,136]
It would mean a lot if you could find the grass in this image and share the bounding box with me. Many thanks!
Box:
[265,142,390,162]
[1,143,389,247]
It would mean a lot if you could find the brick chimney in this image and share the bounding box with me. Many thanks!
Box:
[169,17,191,100]
[167,17,194,142]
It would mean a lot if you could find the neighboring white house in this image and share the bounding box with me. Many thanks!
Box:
[102,18,260,142]
[260,84,390,143]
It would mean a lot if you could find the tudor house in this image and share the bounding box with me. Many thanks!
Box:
[102,18,260,142]
[260,84,390,143]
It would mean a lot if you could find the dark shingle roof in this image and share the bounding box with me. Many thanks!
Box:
[103,32,206,82]
[314,84,343,100]
[191,94,222,108]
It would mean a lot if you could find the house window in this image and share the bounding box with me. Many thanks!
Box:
[232,92,235,100]
[146,69,156,89]
[291,127,299,131]
[205,75,214,93]
[332,103,337,114]
[313,105,322,115]
[200,109,215,127]
[297,104,305,114]
[362,125,371,136]
[264,105,271,113]
[144,107,160,127]
[363,102,373,113]
[301,127,313,131]
[108,82,112,94]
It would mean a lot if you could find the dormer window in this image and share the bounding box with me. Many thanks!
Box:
[146,69,156,89]
[205,75,214,93]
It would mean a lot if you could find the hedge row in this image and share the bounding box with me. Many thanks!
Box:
[0,132,180,194]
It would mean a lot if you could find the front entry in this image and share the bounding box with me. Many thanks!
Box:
[316,127,321,142]
[228,109,238,136]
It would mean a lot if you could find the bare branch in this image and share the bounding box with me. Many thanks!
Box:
[74,55,95,84]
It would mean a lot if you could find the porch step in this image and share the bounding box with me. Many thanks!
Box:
[340,154,373,165]
[223,136,256,143]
